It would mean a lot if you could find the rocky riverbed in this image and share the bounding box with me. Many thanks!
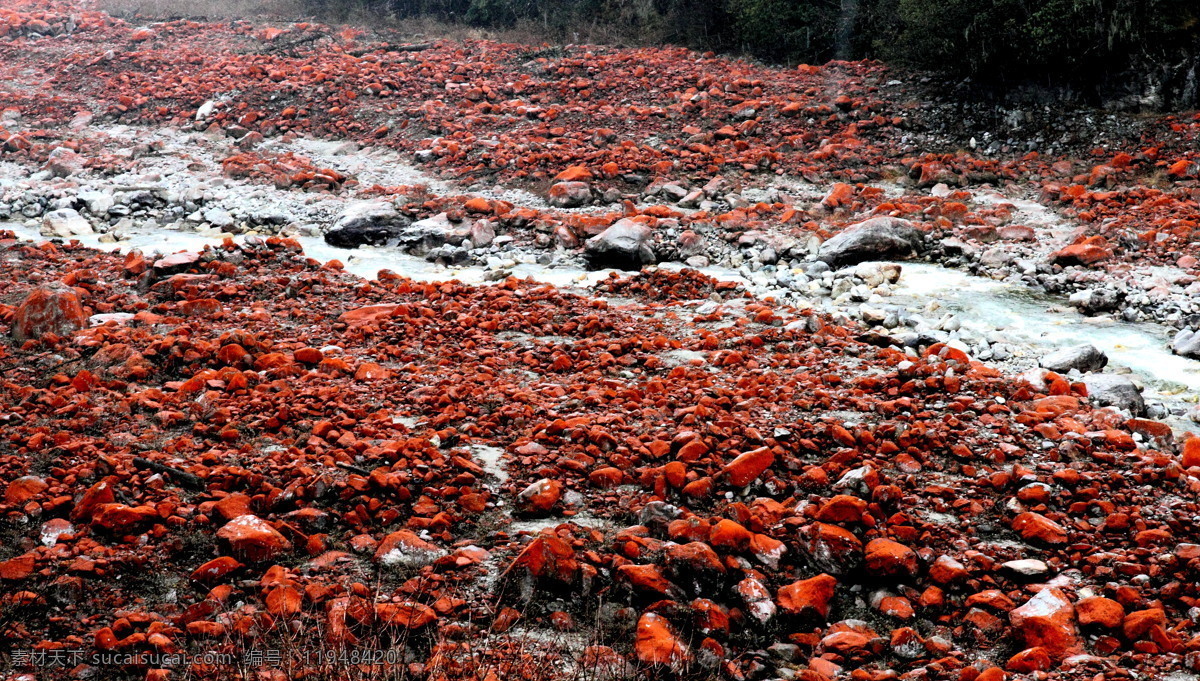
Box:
[4,2,1200,681]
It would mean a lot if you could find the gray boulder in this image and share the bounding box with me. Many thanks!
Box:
[584,218,655,270]
[1068,288,1123,315]
[395,212,469,256]
[323,200,409,248]
[1083,373,1145,416]
[40,209,93,238]
[1173,329,1200,358]
[817,217,924,267]
[1039,344,1108,373]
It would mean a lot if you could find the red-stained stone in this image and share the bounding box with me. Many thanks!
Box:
[1077,597,1124,629]
[1011,511,1069,545]
[216,515,292,562]
[720,446,774,487]
[777,573,837,619]
[5,475,47,504]
[634,612,690,667]
[190,556,243,584]
[863,538,918,579]
[1009,588,1079,658]
[10,285,87,341]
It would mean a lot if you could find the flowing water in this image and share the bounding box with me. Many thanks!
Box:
[8,224,1197,434]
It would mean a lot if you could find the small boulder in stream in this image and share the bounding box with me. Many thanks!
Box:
[1173,328,1200,358]
[324,201,408,248]
[1039,344,1108,373]
[816,217,924,268]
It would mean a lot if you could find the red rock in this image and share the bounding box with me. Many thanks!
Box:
[617,564,682,599]
[266,585,303,616]
[801,522,863,574]
[338,304,399,326]
[708,518,753,552]
[1009,588,1078,658]
[589,466,625,487]
[1006,647,1053,673]
[1050,243,1110,266]
[216,515,292,562]
[354,362,390,380]
[1122,607,1167,641]
[212,493,253,522]
[516,478,563,515]
[376,601,437,629]
[554,166,593,182]
[152,252,200,273]
[92,503,159,534]
[815,494,868,523]
[928,555,968,584]
[1012,512,1068,545]
[720,446,774,486]
[190,556,243,584]
[0,553,35,581]
[822,183,855,209]
[863,538,918,578]
[374,530,445,567]
[1182,435,1200,468]
[1076,596,1124,629]
[10,285,87,342]
[504,536,578,585]
[294,347,324,364]
[877,595,913,619]
[5,475,47,504]
[71,479,116,521]
[777,573,837,619]
[635,612,690,667]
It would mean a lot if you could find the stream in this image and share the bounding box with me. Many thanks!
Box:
[7,223,1198,435]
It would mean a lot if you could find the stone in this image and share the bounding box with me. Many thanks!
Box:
[635,612,690,668]
[584,218,655,270]
[1012,512,1069,545]
[323,200,409,248]
[801,522,863,574]
[92,503,158,535]
[10,285,87,342]
[1082,373,1145,416]
[1009,588,1078,658]
[216,515,292,562]
[1039,344,1107,373]
[374,530,446,568]
[777,573,837,619]
[516,478,563,515]
[863,538,919,579]
[46,147,84,177]
[1076,597,1124,629]
[40,208,93,238]
[720,446,774,487]
[5,475,48,504]
[547,181,592,207]
[816,217,924,267]
[1173,328,1200,358]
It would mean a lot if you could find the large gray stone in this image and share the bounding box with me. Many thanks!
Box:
[584,218,655,270]
[1039,344,1108,373]
[323,200,408,248]
[817,217,924,267]
[40,209,93,238]
[1083,373,1145,416]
